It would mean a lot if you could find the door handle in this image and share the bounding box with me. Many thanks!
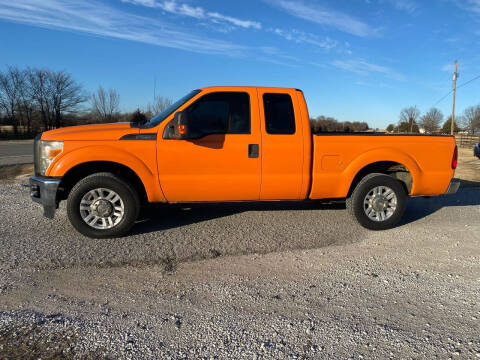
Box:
[248,144,259,158]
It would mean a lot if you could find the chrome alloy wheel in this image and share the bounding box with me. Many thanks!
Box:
[79,188,124,229]
[363,186,397,222]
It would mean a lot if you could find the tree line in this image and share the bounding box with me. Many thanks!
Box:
[310,115,369,133]
[4,65,478,138]
[386,105,480,134]
[0,66,172,138]
[0,66,87,136]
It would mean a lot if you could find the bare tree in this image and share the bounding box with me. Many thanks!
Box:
[399,106,420,133]
[0,67,21,135]
[11,68,36,135]
[50,70,87,128]
[420,107,443,133]
[91,86,120,122]
[28,68,54,130]
[147,96,173,116]
[0,66,35,135]
[398,121,419,133]
[462,105,480,134]
[28,69,87,129]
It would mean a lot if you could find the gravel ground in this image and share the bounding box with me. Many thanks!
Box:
[455,147,480,183]
[1,176,480,359]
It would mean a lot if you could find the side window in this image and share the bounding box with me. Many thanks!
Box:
[186,92,250,137]
[263,93,295,135]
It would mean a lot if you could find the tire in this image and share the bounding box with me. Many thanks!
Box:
[67,172,140,238]
[346,173,406,230]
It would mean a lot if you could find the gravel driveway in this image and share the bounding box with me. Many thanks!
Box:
[1,177,479,359]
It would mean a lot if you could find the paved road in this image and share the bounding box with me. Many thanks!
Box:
[0,140,33,166]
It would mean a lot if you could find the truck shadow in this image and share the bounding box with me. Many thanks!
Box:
[399,179,480,225]
[131,179,480,235]
[132,200,347,235]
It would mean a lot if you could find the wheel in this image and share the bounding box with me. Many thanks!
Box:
[67,172,140,238]
[346,173,406,230]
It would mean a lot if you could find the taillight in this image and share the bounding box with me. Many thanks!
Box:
[452,145,458,169]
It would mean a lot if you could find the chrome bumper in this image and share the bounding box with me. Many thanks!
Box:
[29,176,61,218]
[445,179,460,195]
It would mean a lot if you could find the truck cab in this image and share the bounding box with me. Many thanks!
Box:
[155,87,311,202]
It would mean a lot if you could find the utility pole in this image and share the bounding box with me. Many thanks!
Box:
[451,61,458,135]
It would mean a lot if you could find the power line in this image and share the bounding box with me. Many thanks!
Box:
[431,72,480,108]
[432,90,453,107]
[432,70,459,106]
[457,74,480,89]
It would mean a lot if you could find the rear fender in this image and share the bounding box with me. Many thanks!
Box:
[343,147,422,196]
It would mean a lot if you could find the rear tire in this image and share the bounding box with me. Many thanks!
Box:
[67,172,140,238]
[347,173,406,230]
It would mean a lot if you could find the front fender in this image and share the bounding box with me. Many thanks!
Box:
[47,145,165,202]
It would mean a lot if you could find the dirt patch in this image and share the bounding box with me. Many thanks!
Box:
[0,312,111,360]
[0,323,77,360]
[455,147,480,183]
[0,163,33,180]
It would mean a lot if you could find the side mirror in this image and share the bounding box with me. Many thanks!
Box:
[174,111,190,139]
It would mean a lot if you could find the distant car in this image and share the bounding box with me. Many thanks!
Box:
[475,142,480,158]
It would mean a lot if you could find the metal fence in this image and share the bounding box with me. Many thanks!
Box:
[456,134,480,148]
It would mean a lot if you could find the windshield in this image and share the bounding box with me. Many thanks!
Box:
[143,90,201,128]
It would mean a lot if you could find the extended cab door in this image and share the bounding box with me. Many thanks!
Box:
[257,89,307,200]
[156,89,261,202]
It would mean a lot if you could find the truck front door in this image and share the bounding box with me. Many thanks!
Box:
[157,89,261,202]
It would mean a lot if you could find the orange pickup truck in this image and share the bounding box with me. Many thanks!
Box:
[30,86,459,238]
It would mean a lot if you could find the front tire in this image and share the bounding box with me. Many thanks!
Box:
[67,172,140,238]
[347,173,407,230]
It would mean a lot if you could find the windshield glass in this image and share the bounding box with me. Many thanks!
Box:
[143,90,201,128]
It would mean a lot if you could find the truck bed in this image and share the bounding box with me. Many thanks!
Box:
[309,133,456,199]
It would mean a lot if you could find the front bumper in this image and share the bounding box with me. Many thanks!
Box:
[29,176,61,218]
[445,179,460,195]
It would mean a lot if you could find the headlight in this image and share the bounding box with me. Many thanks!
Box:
[36,140,63,175]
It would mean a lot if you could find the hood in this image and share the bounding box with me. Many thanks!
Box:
[41,123,139,141]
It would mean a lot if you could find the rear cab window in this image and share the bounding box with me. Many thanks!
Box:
[263,93,296,135]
